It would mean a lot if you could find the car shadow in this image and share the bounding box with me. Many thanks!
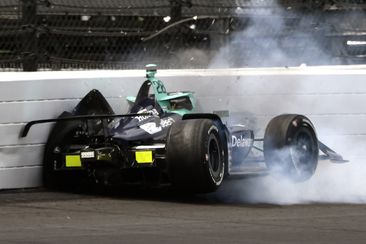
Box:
[0,175,282,208]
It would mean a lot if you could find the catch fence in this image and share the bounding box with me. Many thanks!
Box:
[1,0,366,71]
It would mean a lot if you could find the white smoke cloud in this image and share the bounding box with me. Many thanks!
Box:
[210,76,366,204]
[208,1,366,204]
[209,1,333,68]
[214,159,366,205]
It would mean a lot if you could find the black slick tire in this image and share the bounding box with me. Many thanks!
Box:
[263,114,319,181]
[166,119,226,193]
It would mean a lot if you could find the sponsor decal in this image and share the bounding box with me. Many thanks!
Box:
[135,108,159,122]
[139,122,162,134]
[231,135,252,148]
[160,117,175,128]
[140,117,175,135]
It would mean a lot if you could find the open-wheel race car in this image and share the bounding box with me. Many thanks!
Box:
[21,64,346,193]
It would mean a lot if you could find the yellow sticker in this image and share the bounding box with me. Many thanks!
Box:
[65,155,82,167]
[135,151,153,164]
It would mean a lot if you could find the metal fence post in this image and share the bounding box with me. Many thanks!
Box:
[21,0,38,71]
[170,0,182,21]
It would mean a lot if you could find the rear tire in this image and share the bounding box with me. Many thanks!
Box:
[166,119,226,193]
[263,114,319,181]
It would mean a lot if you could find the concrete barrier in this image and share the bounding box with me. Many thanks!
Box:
[1,65,365,189]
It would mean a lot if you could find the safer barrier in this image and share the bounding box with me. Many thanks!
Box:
[1,65,365,189]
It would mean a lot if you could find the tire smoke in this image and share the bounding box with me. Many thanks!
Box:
[208,1,366,204]
[209,1,333,68]
[215,159,366,204]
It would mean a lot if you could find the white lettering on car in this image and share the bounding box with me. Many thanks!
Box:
[231,135,252,148]
[139,122,162,134]
[160,117,175,128]
[140,117,175,135]
[135,108,159,122]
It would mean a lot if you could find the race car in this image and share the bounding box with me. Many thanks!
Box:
[21,64,345,193]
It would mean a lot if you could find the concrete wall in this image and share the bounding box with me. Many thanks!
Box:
[1,66,365,189]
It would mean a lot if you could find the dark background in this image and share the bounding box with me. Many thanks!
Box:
[2,0,366,71]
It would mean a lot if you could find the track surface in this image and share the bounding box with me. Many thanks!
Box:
[1,188,366,244]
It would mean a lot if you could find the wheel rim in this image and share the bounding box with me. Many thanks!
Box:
[209,137,220,172]
[207,133,223,182]
[290,129,316,175]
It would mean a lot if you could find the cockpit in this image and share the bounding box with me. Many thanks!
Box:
[167,95,193,111]
[128,79,195,116]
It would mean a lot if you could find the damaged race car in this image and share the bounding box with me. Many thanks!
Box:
[21,64,346,193]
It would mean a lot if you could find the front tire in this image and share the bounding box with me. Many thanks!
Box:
[263,114,319,181]
[166,119,226,193]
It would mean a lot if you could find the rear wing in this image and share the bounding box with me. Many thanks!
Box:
[20,112,152,138]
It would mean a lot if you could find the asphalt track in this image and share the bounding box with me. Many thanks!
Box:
[1,186,366,244]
